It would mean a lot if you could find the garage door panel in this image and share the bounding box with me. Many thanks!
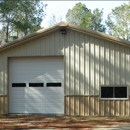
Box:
[9,103,27,108]
[28,93,45,98]
[28,107,45,113]
[46,88,63,93]
[10,109,28,113]
[46,99,62,103]
[45,104,63,113]
[29,98,45,103]
[10,66,27,71]
[28,72,45,78]
[45,94,62,98]
[9,57,64,114]
[29,90,45,94]
[10,91,27,96]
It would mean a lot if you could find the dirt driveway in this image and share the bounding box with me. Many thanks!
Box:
[0,115,130,129]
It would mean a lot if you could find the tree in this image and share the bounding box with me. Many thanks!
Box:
[0,0,47,43]
[66,2,106,32]
[0,27,6,44]
[48,13,63,26]
[106,3,130,41]
[13,0,47,36]
[0,0,18,42]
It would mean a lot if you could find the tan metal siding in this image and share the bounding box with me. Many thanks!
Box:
[84,35,89,95]
[0,96,7,114]
[65,95,130,116]
[0,28,130,115]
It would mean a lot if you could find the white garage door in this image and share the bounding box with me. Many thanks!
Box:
[9,57,64,114]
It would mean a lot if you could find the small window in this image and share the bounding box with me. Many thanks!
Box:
[46,82,61,87]
[29,83,44,87]
[100,86,128,100]
[12,83,26,87]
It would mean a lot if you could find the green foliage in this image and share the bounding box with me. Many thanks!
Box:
[0,0,47,43]
[106,3,130,41]
[66,2,106,32]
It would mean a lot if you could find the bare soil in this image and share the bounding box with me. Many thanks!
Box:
[0,115,130,129]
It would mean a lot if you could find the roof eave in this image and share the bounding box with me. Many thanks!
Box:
[67,23,130,47]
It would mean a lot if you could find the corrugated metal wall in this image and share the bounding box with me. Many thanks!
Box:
[0,28,130,115]
[65,95,130,116]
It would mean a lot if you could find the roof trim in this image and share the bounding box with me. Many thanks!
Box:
[0,21,130,52]
[67,23,130,47]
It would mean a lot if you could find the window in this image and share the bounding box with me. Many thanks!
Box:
[29,83,44,87]
[12,83,26,87]
[46,82,61,87]
[100,86,128,99]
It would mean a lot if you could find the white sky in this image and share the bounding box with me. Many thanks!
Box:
[41,1,129,28]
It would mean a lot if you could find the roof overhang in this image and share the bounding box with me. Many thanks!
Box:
[0,21,130,52]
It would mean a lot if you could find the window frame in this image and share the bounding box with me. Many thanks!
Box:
[100,85,129,100]
[12,83,26,87]
[29,83,44,87]
[46,82,62,87]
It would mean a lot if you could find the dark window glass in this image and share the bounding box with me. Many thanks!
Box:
[12,83,26,87]
[46,83,61,87]
[101,87,113,98]
[29,83,44,87]
[115,87,127,98]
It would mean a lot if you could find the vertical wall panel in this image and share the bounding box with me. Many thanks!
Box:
[79,96,84,115]
[59,31,64,55]
[74,32,79,95]
[120,46,125,84]
[99,100,104,116]
[26,41,34,56]
[104,100,108,116]
[49,33,55,55]
[125,48,130,93]
[0,97,4,114]
[84,35,89,95]
[115,100,119,116]
[109,43,114,84]
[94,96,99,115]
[64,30,70,95]
[35,39,41,56]
[0,96,7,114]
[89,96,94,115]
[69,30,75,95]
[99,40,104,86]
[40,36,46,56]
[125,100,129,116]
[104,41,109,85]
[65,96,69,115]
[114,44,119,84]
[89,37,95,95]
[74,96,79,115]
[54,31,59,55]
[94,38,99,95]
[3,52,7,95]
[84,96,89,115]
[45,35,50,56]
[79,34,84,95]
[69,96,74,115]
[17,43,27,57]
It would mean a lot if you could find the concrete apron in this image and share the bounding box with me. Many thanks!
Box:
[92,124,130,130]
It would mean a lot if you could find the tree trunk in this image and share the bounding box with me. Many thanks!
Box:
[6,22,9,43]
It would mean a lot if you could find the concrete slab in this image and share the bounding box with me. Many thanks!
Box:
[92,124,130,130]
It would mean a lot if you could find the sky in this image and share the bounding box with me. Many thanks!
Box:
[41,1,129,28]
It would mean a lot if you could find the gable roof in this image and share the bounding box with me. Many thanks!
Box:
[0,21,130,52]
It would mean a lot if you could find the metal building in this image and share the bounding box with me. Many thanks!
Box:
[0,22,130,116]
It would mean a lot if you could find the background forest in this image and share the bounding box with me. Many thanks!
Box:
[0,0,130,44]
